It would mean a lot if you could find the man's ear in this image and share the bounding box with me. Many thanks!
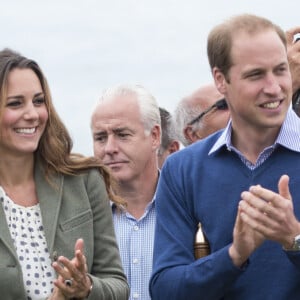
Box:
[167,140,180,154]
[213,67,227,95]
[184,126,202,144]
[151,124,161,149]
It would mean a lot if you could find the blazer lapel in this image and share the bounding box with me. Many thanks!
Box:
[34,162,64,255]
[0,189,17,257]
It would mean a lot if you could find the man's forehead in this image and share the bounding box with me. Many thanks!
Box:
[95,96,139,118]
[230,30,287,65]
[231,29,285,50]
[189,92,222,110]
[93,118,128,129]
[92,115,138,133]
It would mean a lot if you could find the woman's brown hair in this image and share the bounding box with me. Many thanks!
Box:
[0,48,123,205]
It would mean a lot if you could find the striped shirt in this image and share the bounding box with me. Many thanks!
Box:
[209,107,300,168]
[112,198,156,300]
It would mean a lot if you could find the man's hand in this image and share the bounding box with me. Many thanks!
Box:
[286,27,300,93]
[239,175,300,250]
[229,204,265,267]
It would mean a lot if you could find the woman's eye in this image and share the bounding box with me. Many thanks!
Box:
[34,97,45,105]
[6,100,21,107]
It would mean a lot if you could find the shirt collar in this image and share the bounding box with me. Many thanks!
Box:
[209,107,300,155]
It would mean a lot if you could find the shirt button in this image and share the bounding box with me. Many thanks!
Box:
[133,292,139,299]
[133,225,139,231]
[133,258,139,264]
[52,251,58,262]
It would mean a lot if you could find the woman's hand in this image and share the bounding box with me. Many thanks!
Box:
[52,238,92,299]
[47,287,67,300]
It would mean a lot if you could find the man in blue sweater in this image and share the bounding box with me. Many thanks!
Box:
[150,14,300,300]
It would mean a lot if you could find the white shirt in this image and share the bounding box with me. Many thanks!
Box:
[0,187,56,300]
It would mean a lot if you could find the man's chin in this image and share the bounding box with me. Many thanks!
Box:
[113,173,131,184]
[110,169,124,179]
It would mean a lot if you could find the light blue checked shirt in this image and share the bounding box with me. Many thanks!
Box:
[112,197,156,300]
[209,107,300,168]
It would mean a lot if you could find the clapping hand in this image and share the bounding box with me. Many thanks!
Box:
[52,238,92,299]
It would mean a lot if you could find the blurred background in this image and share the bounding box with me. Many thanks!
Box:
[1,0,299,155]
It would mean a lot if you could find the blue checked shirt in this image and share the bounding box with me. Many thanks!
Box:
[112,197,156,300]
[209,107,300,168]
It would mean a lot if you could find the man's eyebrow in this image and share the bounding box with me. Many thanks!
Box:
[93,127,129,134]
[274,62,289,69]
[242,61,289,78]
[241,67,264,78]
[113,127,134,134]
[93,126,134,136]
[93,130,107,136]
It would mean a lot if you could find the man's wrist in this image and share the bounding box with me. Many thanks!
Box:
[283,234,300,251]
[229,244,248,268]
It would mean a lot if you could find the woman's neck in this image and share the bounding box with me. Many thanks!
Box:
[0,155,34,186]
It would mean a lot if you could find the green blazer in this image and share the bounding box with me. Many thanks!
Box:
[0,162,129,300]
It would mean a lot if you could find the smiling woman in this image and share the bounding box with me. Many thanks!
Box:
[2,68,48,157]
[0,48,129,300]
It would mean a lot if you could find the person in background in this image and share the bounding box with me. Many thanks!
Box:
[150,14,300,300]
[0,48,129,300]
[286,26,300,116]
[91,84,161,300]
[174,82,230,146]
[157,107,180,168]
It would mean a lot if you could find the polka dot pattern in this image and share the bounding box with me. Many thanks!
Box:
[0,187,56,300]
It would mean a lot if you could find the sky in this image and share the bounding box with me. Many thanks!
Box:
[1,0,299,155]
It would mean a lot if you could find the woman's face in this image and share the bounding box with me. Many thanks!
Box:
[0,68,48,158]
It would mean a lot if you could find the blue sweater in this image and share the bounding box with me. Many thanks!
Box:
[150,132,300,300]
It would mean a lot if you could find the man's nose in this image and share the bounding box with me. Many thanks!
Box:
[104,135,118,154]
[263,74,282,95]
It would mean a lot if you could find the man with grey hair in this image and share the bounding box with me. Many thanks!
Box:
[157,107,180,168]
[91,84,161,300]
[174,82,230,146]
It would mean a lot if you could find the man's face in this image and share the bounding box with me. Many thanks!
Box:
[194,100,230,139]
[91,94,160,183]
[216,29,292,135]
[185,86,230,143]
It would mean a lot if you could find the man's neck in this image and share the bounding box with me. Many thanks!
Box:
[231,124,280,164]
[117,171,159,219]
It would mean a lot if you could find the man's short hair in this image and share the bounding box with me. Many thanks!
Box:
[207,14,287,82]
[159,107,177,153]
[99,83,161,134]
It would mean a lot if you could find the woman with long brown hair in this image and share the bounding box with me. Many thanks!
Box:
[0,48,129,300]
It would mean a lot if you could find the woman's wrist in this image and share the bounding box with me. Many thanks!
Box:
[85,274,93,298]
